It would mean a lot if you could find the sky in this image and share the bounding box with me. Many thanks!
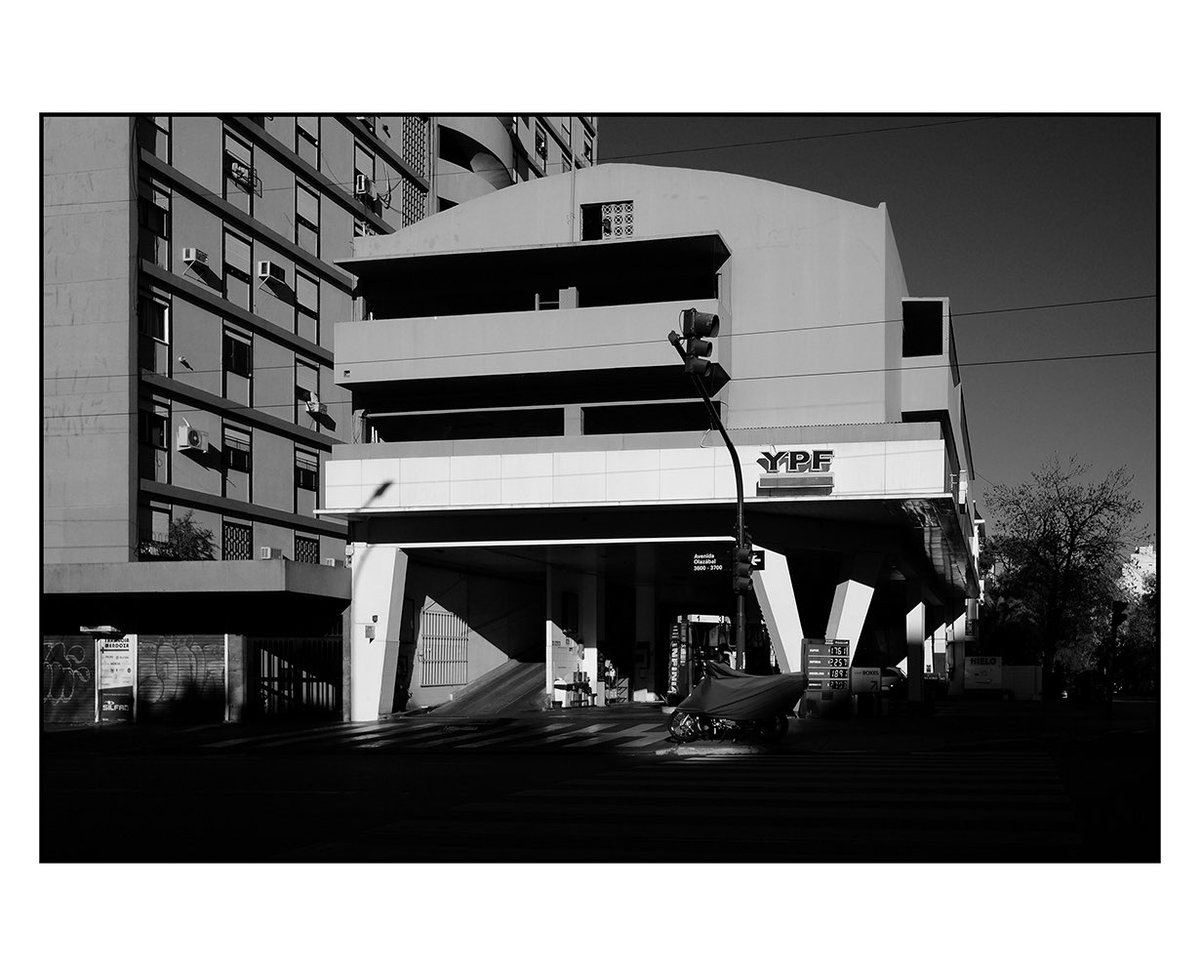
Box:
[597,115,1158,537]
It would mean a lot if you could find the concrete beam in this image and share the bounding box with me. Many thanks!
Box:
[753,547,804,673]
[825,553,882,665]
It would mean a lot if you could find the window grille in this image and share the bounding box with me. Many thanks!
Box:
[401,116,429,178]
[419,607,470,686]
[223,521,253,560]
[601,200,634,238]
[401,179,426,227]
[294,535,319,564]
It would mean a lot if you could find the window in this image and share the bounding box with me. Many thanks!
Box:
[581,200,634,241]
[137,116,171,163]
[295,359,319,424]
[560,118,571,143]
[222,327,252,406]
[223,129,255,213]
[137,179,170,268]
[902,301,944,357]
[140,502,172,551]
[222,520,253,561]
[294,534,320,565]
[138,400,170,483]
[296,116,319,168]
[357,115,377,133]
[295,270,319,344]
[354,142,375,184]
[137,290,171,375]
[223,425,251,472]
[583,135,593,164]
[295,181,320,256]
[295,450,319,492]
[562,154,572,175]
[534,123,548,160]
[295,450,319,517]
[222,229,252,310]
[222,424,251,503]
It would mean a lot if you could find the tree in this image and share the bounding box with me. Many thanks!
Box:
[137,511,216,561]
[1113,571,1158,696]
[983,457,1144,699]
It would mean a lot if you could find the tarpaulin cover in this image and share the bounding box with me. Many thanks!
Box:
[677,664,808,719]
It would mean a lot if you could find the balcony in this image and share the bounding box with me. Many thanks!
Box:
[333,296,724,417]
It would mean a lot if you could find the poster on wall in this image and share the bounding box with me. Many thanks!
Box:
[667,618,691,699]
[97,636,137,723]
[965,655,1002,690]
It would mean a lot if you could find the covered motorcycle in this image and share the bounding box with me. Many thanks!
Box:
[668,662,808,744]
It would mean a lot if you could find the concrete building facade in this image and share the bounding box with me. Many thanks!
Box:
[321,164,985,720]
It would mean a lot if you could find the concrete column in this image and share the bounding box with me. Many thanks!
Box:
[633,583,656,701]
[225,634,245,723]
[753,547,804,673]
[932,621,948,677]
[825,553,882,665]
[544,565,555,696]
[348,544,409,721]
[905,579,925,702]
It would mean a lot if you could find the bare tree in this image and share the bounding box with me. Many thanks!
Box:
[984,457,1144,698]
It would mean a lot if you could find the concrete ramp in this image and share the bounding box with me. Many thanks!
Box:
[432,660,546,716]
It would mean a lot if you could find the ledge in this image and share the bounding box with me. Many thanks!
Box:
[140,479,345,536]
[45,559,350,600]
[139,261,333,367]
[139,371,339,450]
[138,150,355,290]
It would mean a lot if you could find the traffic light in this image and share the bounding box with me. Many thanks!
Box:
[733,542,754,594]
[681,308,720,377]
[1111,600,1129,631]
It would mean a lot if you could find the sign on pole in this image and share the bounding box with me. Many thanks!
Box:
[97,636,136,723]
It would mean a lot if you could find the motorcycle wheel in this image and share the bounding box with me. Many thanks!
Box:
[756,714,790,744]
[669,710,701,743]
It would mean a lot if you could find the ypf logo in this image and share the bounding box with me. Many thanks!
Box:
[757,449,834,474]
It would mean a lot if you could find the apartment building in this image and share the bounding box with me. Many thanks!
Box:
[41,115,597,721]
[322,163,986,720]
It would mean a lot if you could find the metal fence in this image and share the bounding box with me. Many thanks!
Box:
[249,636,342,717]
[419,609,469,687]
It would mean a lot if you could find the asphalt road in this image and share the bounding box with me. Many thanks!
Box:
[41,702,1159,863]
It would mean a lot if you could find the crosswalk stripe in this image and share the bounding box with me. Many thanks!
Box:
[204,722,386,749]
[455,723,574,748]
[540,723,608,743]
[507,787,1070,803]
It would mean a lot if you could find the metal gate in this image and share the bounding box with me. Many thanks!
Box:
[419,608,469,686]
[249,637,342,717]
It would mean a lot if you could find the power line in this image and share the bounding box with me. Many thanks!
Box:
[43,115,1013,209]
[44,292,1158,384]
[599,116,1003,162]
[42,346,1157,426]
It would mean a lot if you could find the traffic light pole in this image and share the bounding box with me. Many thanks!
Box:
[667,332,747,668]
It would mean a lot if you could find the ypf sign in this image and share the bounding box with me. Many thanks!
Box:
[756,448,835,497]
[757,449,834,474]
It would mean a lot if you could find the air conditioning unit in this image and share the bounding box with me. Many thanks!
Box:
[175,424,208,452]
[354,174,376,200]
[305,396,327,416]
[259,547,284,560]
[256,260,286,285]
[182,247,208,267]
[322,557,342,568]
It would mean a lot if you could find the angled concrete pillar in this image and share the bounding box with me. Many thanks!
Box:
[905,578,925,702]
[825,553,882,665]
[349,544,409,721]
[752,547,804,673]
